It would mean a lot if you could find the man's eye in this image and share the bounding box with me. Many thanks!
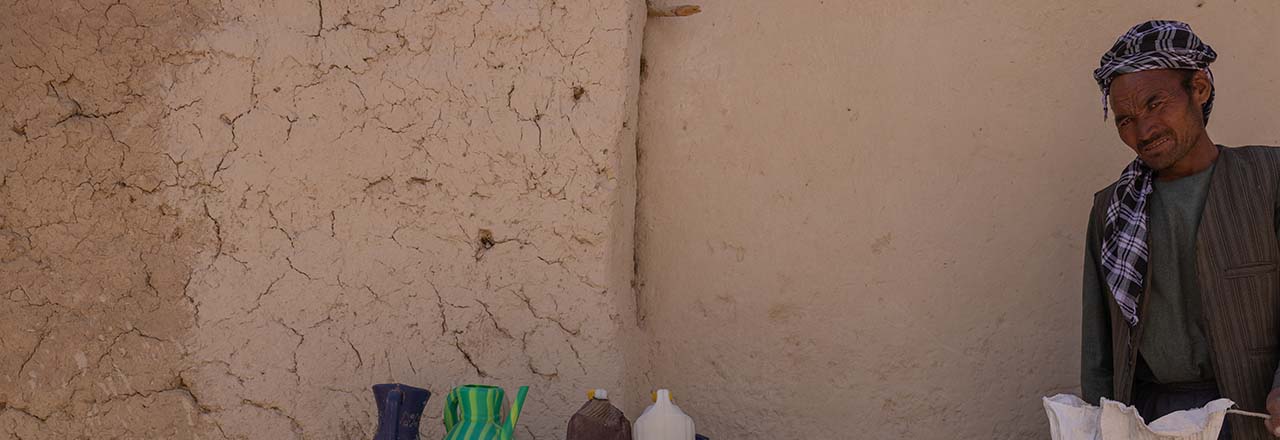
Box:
[1117,118,1131,127]
[1148,101,1163,110]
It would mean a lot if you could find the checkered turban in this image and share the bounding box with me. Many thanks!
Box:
[1093,20,1217,122]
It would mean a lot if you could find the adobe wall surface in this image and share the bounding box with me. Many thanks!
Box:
[1,0,644,438]
[10,1,1280,439]
[636,1,1280,438]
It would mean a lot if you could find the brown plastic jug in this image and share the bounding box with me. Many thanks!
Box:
[566,389,631,440]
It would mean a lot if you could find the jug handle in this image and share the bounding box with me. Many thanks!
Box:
[383,388,402,439]
[500,386,530,440]
[444,388,461,432]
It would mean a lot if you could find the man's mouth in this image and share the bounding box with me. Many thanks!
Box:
[1142,137,1171,154]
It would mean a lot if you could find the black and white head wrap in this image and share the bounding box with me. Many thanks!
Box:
[1094,20,1218,122]
[1091,20,1218,326]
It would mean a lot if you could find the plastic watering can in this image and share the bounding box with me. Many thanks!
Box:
[443,384,530,440]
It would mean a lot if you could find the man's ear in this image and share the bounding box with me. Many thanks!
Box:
[1191,70,1213,107]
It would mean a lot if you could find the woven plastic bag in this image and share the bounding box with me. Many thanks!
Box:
[1043,394,1233,440]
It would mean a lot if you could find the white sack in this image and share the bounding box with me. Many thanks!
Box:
[1044,394,1234,440]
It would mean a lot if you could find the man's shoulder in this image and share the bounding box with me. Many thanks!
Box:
[1086,146,1280,210]
[1090,181,1121,210]
[1223,144,1280,161]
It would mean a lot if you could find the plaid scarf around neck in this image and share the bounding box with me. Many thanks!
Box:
[1101,159,1155,326]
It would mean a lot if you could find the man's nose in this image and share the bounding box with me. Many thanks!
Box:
[1137,117,1162,144]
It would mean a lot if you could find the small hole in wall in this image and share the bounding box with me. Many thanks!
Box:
[572,86,586,101]
[478,229,495,249]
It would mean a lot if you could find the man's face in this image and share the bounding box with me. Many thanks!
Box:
[1108,69,1207,171]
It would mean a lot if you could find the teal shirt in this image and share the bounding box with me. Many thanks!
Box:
[1138,163,1216,384]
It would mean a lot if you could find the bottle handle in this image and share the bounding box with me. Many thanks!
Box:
[384,388,403,439]
[500,386,529,440]
[444,388,461,432]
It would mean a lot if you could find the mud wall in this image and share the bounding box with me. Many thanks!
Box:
[1,0,644,438]
[636,1,1280,438]
[10,0,1280,439]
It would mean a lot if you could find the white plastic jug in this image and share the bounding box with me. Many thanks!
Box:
[634,389,694,440]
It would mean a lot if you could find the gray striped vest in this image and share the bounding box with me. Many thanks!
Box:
[1091,145,1280,440]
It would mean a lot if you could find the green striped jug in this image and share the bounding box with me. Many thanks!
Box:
[443,385,529,440]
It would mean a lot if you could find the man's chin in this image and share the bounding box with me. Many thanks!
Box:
[1138,150,1177,171]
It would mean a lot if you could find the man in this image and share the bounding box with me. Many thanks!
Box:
[1081,20,1280,439]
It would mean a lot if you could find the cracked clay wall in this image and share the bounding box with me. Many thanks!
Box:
[637,1,1280,439]
[2,0,645,438]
